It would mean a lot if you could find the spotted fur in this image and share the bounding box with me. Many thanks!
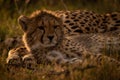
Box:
[6,10,120,70]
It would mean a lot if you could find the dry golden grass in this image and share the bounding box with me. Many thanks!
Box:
[0,51,120,80]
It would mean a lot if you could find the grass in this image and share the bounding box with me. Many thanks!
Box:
[0,56,120,80]
[0,0,120,80]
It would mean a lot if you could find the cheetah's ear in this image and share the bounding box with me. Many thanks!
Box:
[18,15,29,32]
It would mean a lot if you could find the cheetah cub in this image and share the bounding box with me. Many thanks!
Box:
[7,10,120,70]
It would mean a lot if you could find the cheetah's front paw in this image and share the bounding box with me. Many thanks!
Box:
[22,54,37,70]
[6,55,22,67]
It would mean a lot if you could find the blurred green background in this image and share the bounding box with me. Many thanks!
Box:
[0,0,120,42]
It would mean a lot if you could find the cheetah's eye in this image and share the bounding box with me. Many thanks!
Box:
[53,25,58,29]
[38,26,44,30]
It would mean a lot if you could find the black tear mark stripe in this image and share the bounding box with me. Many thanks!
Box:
[41,21,45,43]
[41,29,45,43]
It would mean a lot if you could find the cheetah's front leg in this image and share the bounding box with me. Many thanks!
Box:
[6,46,37,70]
[6,47,26,67]
[22,54,37,70]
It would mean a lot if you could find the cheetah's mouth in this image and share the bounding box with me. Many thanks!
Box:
[41,41,58,47]
[31,41,57,50]
[40,36,59,47]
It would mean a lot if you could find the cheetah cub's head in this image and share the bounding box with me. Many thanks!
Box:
[18,10,63,51]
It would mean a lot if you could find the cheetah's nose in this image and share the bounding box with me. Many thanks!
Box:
[47,36,54,41]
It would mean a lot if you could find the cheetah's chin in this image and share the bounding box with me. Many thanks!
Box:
[41,43,57,47]
[31,42,57,50]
